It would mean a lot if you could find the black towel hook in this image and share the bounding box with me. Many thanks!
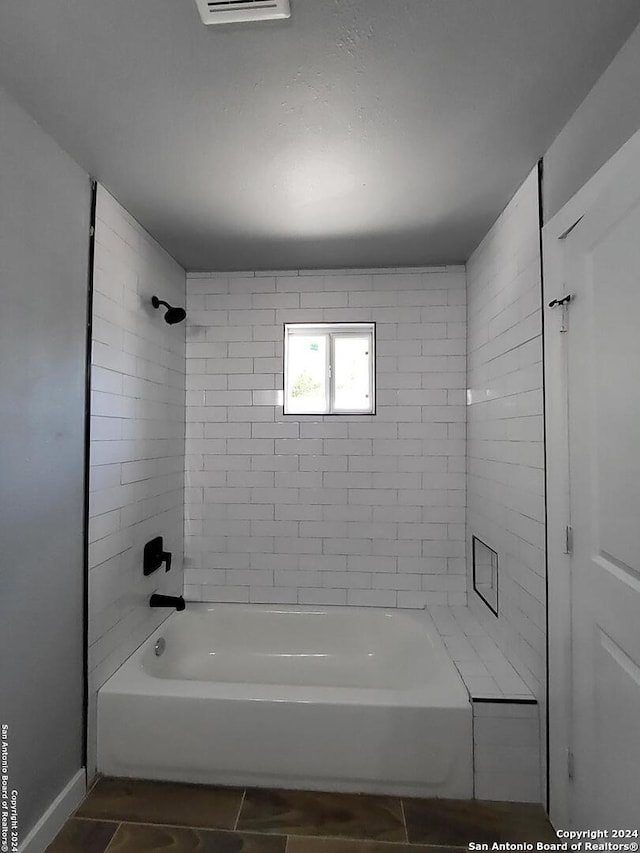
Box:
[548,294,572,308]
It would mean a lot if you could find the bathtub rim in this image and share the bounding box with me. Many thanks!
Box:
[99,602,471,709]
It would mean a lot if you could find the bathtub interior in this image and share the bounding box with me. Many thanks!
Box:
[140,604,448,690]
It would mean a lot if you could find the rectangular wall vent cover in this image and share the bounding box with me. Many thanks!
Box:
[194,0,290,25]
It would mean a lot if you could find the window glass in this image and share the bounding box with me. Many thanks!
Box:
[285,333,327,413]
[284,323,375,415]
[333,335,371,411]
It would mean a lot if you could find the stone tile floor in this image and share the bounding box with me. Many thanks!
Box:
[47,777,557,852]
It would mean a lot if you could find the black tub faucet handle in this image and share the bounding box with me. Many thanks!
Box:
[144,537,173,576]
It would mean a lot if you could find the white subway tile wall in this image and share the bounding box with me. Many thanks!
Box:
[466,168,545,699]
[184,267,467,607]
[87,185,186,777]
[466,167,546,802]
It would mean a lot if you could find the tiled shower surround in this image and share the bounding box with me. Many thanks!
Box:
[88,186,186,775]
[184,267,467,607]
[466,168,545,699]
[465,168,546,798]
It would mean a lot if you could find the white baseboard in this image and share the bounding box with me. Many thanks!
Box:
[19,769,86,853]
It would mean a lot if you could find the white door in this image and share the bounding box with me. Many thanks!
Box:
[563,163,640,828]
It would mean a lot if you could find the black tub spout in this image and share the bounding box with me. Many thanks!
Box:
[150,594,185,611]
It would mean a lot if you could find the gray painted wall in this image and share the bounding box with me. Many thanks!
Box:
[544,21,640,221]
[0,87,90,837]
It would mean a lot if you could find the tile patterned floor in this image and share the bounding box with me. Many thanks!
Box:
[47,777,556,852]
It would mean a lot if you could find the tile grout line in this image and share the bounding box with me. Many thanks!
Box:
[69,816,120,825]
[73,816,251,832]
[285,833,468,848]
[101,821,122,853]
[86,775,102,797]
[233,788,246,831]
[72,814,471,849]
[400,798,409,844]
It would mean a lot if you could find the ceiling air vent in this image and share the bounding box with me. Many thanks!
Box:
[194,0,290,25]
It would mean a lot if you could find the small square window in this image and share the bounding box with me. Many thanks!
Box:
[284,323,375,415]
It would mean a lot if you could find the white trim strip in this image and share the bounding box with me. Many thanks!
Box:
[18,769,86,853]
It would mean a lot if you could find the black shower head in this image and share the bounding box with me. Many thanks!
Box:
[164,306,187,325]
[151,296,186,325]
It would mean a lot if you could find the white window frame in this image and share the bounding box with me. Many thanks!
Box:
[283,323,375,415]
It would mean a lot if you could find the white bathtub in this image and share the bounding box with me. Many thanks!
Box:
[97,603,472,798]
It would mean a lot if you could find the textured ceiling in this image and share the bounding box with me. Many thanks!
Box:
[0,0,639,270]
